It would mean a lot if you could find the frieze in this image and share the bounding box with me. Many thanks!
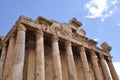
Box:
[48,23,70,37]
[41,24,50,32]
[72,33,88,43]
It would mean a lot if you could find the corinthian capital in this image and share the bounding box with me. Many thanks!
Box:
[51,35,59,42]
[17,24,26,31]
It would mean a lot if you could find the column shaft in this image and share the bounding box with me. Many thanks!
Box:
[3,34,15,80]
[106,57,119,80]
[79,46,92,80]
[27,50,35,80]
[65,41,77,80]
[0,44,7,80]
[90,50,102,80]
[36,30,45,80]
[52,36,62,80]
[99,54,111,80]
[12,24,26,80]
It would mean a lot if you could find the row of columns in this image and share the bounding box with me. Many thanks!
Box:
[0,23,119,80]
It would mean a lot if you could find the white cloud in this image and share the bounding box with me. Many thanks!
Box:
[113,62,120,79]
[93,38,99,41]
[85,0,117,21]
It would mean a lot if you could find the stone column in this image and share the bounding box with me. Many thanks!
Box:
[90,49,102,80]
[79,46,92,80]
[99,54,111,80]
[51,35,62,80]
[35,30,45,80]
[65,41,77,80]
[27,50,35,80]
[106,56,119,80]
[3,34,15,80]
[12,24,26,80]
[0,44,7,80]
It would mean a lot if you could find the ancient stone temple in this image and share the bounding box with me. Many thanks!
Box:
[0,16,119,80]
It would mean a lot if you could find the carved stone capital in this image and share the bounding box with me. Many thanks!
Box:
[99,54,104,60]
[90,49,96,56]
[36,30,43,40]
[79,46,85,52]
[51,35,59,42]
[9,33,15,39]
[1,44,7,49]
[36,30,43,36]
[17,24,26,31]
[106,57,112,62]
[79,28,86,36]
[65,41,71,47]
[101,42,112,52]
[88,39,98,46]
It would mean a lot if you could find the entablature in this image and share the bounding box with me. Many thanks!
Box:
[1,16,111,57]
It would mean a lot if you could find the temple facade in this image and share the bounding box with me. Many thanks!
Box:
[0,16,119,80]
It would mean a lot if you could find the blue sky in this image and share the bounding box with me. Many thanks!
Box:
[0,0,120,78]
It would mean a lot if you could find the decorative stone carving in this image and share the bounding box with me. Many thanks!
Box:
[101,42,112,52]
[51,35,59,42]
[41,24,49,32]
[50,23,70,37]
[78,28,86,36]
[88,39,98,46]
[72,33,88,43]
[36,30,43,39]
